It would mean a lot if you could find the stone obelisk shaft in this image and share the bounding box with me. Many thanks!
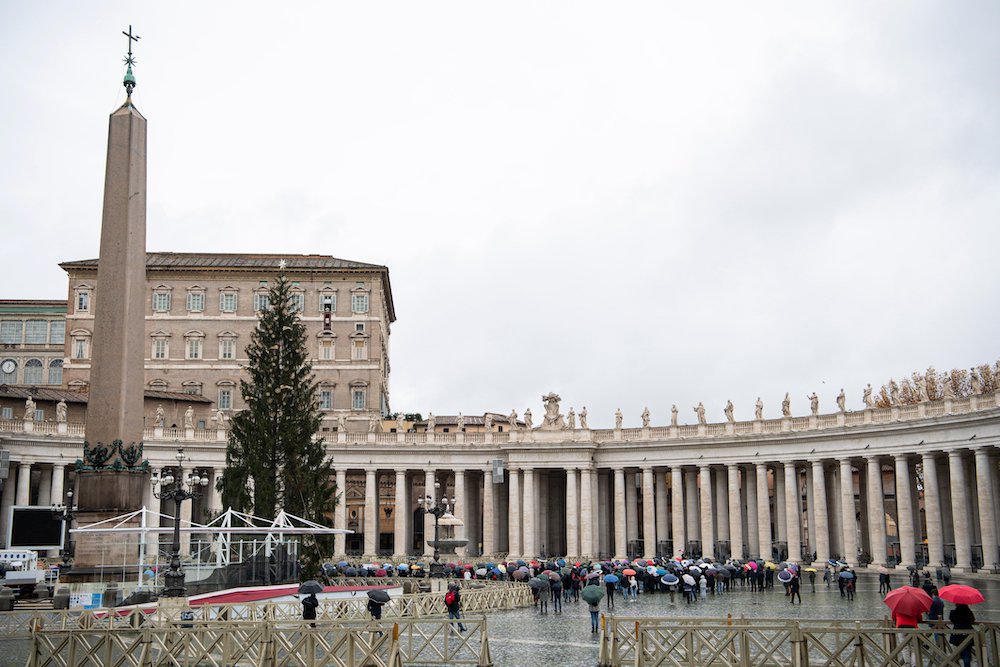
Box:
[84,100,147,458]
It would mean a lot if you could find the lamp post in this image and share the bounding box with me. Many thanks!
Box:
[51,489,77,569]
[420,480,456,576]
[151,448,208,597]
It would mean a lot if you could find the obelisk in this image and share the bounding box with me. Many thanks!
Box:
[73,28,150,572]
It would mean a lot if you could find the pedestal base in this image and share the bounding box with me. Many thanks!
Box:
[74,470,147,571]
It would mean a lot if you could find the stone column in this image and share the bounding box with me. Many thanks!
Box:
[921,453,944,567]
[580,467,594,558]
[700,465,714,559]
[727,464,743,561]
[642,467,655,560]
[51,465,66,506]
[811,461,830,564]
[865,456,887,567]
[142,480,160,556]
[715,468,730,546]
[975,448,998,571]
[179,492,192,556]
[206,469,221,517]
[15,463,30,506]
[746,465,759,558]
[566,468,579,558]
[949,451,972,570]
[755,463,771,560]
[684,470,699,542]
[334,468,347,557]
[655,471,668,555]
[894,455,915,569]
[424,470,436,558]
[364,469,378,557]
[508,468,521,559]
[613,468,627,560]
[394,470,408,559]
[671,467,685,558]
[839,460,858,566]
[625,471,638,547]
[37,468,52,506]
[774,465,786,544]
[482,468,496,556]
[591,470,600,555]
[0,469,15,547]
[454,469,466,558]
[523,468,536,557]
[784,463,801,562]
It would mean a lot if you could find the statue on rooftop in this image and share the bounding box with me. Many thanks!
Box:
[781,393,791,417]
[24,396,36,422]
[836,389,846,412]
[724,400,734,423]
[566,407,576,429]
[507,410,516,431]
[641,407,650,428]
[56,399,67,423]
[540,392,565,430]
[671,404,678,426]
[183,405,194,429]
[807,392,819,416]
[694,402,706,425]
[862,384,874,409]
[614,408,623,430]
[579,406,588,429]
[154,404,165,427]
[523,408,533,430]
[754,397,763,420]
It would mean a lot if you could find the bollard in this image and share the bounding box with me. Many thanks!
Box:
[52,586,71,610]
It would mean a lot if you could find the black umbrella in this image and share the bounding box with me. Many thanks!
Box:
[299,580,324,594]
[367,589,391,604]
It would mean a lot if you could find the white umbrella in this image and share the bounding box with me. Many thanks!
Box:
[682,574,696,586]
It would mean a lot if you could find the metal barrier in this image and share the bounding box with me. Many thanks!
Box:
[598,616,999,667]
[26,617,493,667]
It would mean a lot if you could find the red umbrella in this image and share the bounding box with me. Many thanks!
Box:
[884,586,933,617]
[938,584,985,605]
[623,568,637,576]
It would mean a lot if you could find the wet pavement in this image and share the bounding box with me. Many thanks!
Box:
[481,575,1000,667]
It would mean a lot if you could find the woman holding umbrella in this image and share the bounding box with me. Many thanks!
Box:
[884,586,933,667]
[940,584,984,667]
[582,582,604,633]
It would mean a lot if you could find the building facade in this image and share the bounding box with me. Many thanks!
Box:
[0,300,67,392]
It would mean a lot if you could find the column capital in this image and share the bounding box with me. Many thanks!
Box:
[947,449,965,460]
[394,468,407,476]
[755,461,768,470]
[893,452,910,462]
[972,445,994,456]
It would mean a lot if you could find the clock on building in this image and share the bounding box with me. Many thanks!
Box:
[0,360,15,375]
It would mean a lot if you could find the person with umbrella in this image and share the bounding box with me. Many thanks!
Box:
[299,580,323,626]
[551,572,563,613]
[884,586,933,667]
[788,572,801,605]
[604,573,617,609]
[582,582,604,633]
[367,589,390,621]
[940,584,984,667]
[444,583,466,632]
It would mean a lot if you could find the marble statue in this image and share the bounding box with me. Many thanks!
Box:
[807,392,819,416]
[484,413,493,430]
[916,376,929,402]
[836,389,846,412]
[671,405,678,426]
[456,413,465,431]
[338,413,347,431]
[694,402,706,425]
[427,412,436,430]
[724,400,734,423]
[523,409,533,430]
[397,412,405,432]
[889,383,900,406]
[507,410,516,431]
[567,407,576,430]
[24,396,35,421]
[540,392,565,430]
[56,399,67,423]
[614,408,623,430]
[641,407,650,428]
[971,369,982,394]
[943,378,956,400]
[216,409,227,426]
[184,406,194,429]
[369,414,379,433]
[781,393,791,417]
[862,384,874,408]
[754,397,763,420]
[579,406,588,429]
[155,404,165,427]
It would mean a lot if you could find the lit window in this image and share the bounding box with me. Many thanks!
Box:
[152,291,171,313]
[321,294,336,313]
[25,321,48,344]
[23,359,43,384]
[289,293,305,313]
[76,290,90,312]
[253,292,270,312]
[187,338,202,360]
[352,340,367,360]
[352,389,366,410]
[50,321,65,345]
[186,291,205,312]
[152,339,168,360]
[218,387,232,410]
[0,321,23,344]
[220,291,238,313]
[352,294,369,314]
[0,359,16,384]
[48,359,63,385]
[319,390,333,410]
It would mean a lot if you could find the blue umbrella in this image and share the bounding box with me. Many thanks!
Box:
[338,561,349,567]
[397,564,409,571]
[778,569,793,583]
[661,574,680,586]
[604,574,620,584]
[839,571,855,580]
[656,568,667,576]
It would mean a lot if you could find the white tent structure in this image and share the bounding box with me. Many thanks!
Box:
[71,506,349,588]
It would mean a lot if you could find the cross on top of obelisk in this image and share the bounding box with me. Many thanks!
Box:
[122,24,140,96]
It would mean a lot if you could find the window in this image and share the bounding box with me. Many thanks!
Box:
[50,320,65,345]
[1,407,11,420]
[183,382,202,395]
[289,292,305,313]
[149,379,168,391]
[319,339,334,360]
[253,292,270,312]
[23,359,43,384]
[25,321,48,344]
[34,409,44,422]
[73,338,89,359]
[186,290,205,312]
[319,389,333,410]
[76,289,90,312]
[321,294,336,313]
[0,321,23,344]
[219,291,238,313]
[352,340,368,360]
[219,339,235,360]
[355,322,365,333]
[0,359,16,384]
[352,388,366,410]
[218,387,232,410]
[48,359,63,385]
[152,290,171,313]
[351,294,369,314]
[152,338,168,360]
[186,338,203,359]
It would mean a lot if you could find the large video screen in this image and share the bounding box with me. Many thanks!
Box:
[8,506,63,550]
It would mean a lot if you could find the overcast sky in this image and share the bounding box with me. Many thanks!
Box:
[2,2,998,428]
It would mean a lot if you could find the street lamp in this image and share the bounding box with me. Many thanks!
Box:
[51,489,77,569]
[151,448,208,597]
[420,480,457,575]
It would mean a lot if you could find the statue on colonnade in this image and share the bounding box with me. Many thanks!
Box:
[24,396,36,421]
[724,400,734,423]
[836,389,846,412]
[566,407,576,429]
[540,393,565,430]
[579,406,588,429]
[781,393,791,417]
[641,407,650,428]
[670,404,678,426]
[807,392,819,415]
[754,397,763,420]
[694,402,706,425]
[614,408,623,429]
[862,384,874,408]
[523,408,533,430]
